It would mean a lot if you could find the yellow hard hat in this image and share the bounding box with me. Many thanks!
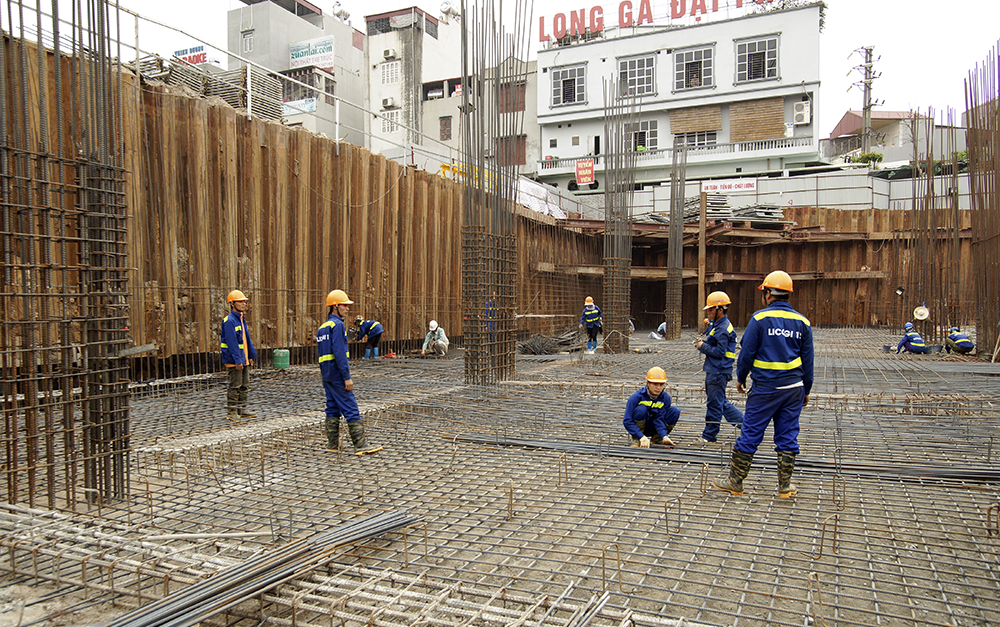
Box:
[645,366,667,383]
[227,289,248,303]
[326,289,354,306]
[759,270,793,293]
[704,291,731,309]
[585,296,594,305]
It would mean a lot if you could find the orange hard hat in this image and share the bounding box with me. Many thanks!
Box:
[704,291,731,309]
[585,296,594,305]
[326,289,354,306]
[759,270,793,293]
[227,289,248,303]
[645,366,667,383]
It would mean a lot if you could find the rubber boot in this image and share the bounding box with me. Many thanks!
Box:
[373,347,379,359]
[363,348,371,360]
[347,421,382,455]
[226,408,239,422]
[713,449,754,496]
[325,415,341,451]
[777,451,798,498]
[226,387,239,421]
[237,391,256,417]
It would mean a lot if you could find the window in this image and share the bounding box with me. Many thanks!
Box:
[381,61,400,85]
[282,68,317,102]
[571,136,580,146]
[324,78,336,106]
[242,31,254,54]
[674,46,713,90]
[676,131,717,147]
[549,138,557,148]
[499,82,526,113]
[552,65,585,106]
[381,110,400,134]
[619,55,655,96]
[626,120,658,151]
[440,116,452,141]
[736,36,778,82]
[497,135,527,166]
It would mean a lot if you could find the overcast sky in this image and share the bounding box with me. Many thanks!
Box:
[116,0,997,137]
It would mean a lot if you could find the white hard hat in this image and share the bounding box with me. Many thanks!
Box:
[429,320,438,331]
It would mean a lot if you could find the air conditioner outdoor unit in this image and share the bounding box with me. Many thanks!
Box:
[383,48,397,59]
[793,101,811,125]
[382,97,395,109]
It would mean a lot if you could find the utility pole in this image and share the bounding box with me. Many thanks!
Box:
[849,46,881,153]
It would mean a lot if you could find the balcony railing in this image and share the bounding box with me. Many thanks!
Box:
[539,136,815,170]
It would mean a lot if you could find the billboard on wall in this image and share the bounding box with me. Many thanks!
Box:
[173,45,208,65]
[576,159,595,184]
[701,178,757,193]
[290,36,335,69]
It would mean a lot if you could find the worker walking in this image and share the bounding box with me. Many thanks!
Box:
[695,291,744,444]
[896,322,928,354]
[220,290,258,421]
[579,296,602,353]
[354,315,384,360]
[623,367,680,447]
[714,271,813,498]
[317,290,381,455]
[421,320,449,356]
[945,327,975,355]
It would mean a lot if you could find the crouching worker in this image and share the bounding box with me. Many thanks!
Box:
[946,327,975,355]
[421,320,449,356]
[624,367,680,447]
[317,289,381,455]
[896,322,927,354]
[354,315,384,359]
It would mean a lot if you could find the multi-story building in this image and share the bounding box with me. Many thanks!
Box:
[535,2,824,193]
[823,110,967,165]
[227,0,368,147]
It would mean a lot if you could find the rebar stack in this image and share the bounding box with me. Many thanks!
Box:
[600,80,639,354]
[0,0,130,509]
[459,0,532,384]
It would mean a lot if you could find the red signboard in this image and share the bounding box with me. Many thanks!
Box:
[576,159,595,184]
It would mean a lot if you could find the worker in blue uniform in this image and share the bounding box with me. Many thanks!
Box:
[623,367,680,447]
[353,315,384,360]
[945,327,975,355]
[220,289,258,421]
[579,296,602,353]
[714,271,813,498]
[695,291,744,444]
[896,322,927,354]
[317,289,381,455]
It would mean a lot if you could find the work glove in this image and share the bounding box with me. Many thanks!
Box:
[661,436,675,447]
[639,436,650,448]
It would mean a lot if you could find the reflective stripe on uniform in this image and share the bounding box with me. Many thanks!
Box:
[639,400,665,409]
[319,354,334,363]
[725,351,736,358]
[753,310,811,325]
[753,356,803,370]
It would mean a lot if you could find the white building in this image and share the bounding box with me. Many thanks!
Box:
[535,2,823,194]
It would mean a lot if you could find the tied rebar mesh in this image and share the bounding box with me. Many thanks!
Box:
[663,137,688,340]
[966,44,1000,357]
[459,0,532,384]
[601,81,640,354]
[0,0,130,508]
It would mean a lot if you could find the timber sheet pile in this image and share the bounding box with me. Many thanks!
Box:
[3,329,1000,627]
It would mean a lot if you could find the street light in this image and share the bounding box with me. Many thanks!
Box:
[895,287,905,330]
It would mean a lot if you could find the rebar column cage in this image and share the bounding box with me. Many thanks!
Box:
[663,136,688,340]
[459,0,532,384]
[0,0,131,508]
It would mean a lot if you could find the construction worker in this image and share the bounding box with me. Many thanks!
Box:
[421,320,449,356]
[623,367,679,447]
[220,290,257,421]
[354,315,384,360]
[579,296,602,353]
[317,290,381,455]
[695,291,744,444]
[945,327,975,355]
[714,271,813,498]
[896,322,927,354]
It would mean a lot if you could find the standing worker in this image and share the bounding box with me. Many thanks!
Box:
[623,367,680,447]
[220,290,257,421]
[896,322,927,354]
[714,271,813,498]
[421,320,450,356]
[695,291,744,444]
[354,315,384,360]
[945,327,975,355]
[579,296,603,354]
[317,290,381,455]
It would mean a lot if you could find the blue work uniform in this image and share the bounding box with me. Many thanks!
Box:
[317,313,360,423]
[356,320,384,343]
[699,314,743,442]
[735,300,814,455]
[623,385,681,443]
[220,310,257,366]
[896,330,927,354]
[581,304,602,345]
[946,331,974,354]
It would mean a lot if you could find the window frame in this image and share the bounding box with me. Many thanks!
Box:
[626,119,658,151]
[497,135,527,167]
[381,110,400,134]
[498,81,527,113]
[618,54,656,97]
[735,35,779,84]
[440,116,452,141]
[673,45,714,92]
[551,64,586,107]
[242,31,254,54]
[676,131,718,147]
[381,60,401,85]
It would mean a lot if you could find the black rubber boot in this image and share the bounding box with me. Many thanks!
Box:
[347,421,382,455]
[325,416,341,451]
[713,449,754,496]
[238,391,256,417]
[226,388,239,421]
[777,451,798,498]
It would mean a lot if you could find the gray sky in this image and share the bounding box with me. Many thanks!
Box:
[118,0,997,138]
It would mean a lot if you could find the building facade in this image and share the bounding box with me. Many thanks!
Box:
[535,2,823,193]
